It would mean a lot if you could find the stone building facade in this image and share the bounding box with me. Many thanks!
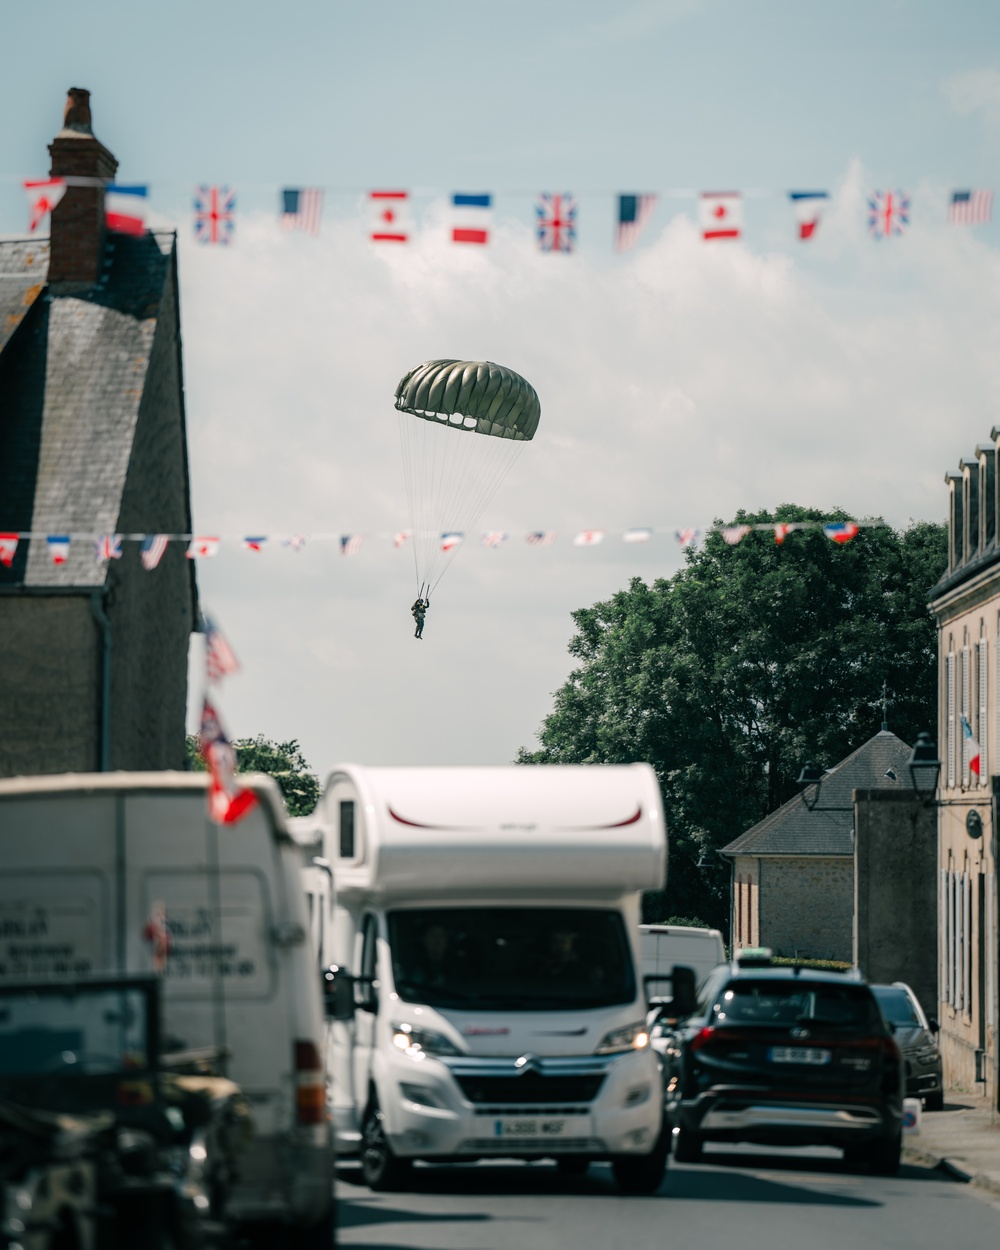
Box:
[928,435,1000,1108]
[0,89,196,776]
[721,730,913,965]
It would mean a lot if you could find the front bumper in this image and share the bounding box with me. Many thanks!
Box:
[903,1055,943,1098]
[674,1088,900,1148]
[375,1049,663,1160]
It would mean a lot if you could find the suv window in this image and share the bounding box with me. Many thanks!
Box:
[712,979,883,1030]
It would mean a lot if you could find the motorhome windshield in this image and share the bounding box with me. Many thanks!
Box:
[388,907,636,1011]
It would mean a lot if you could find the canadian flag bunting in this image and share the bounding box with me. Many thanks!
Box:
[187,536,220,559]
[700,192,742,241]
[0,533,18,568]
[573,531,605,546]
[24,178,66,232]
[370,191,411,242]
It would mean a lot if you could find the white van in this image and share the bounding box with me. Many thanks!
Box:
[317,763,678,1195]
[0,772,334,1247]
[639,924,726,988]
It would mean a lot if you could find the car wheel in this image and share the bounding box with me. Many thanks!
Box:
[924,1090,944,1112]
[611,1125,669,1195]
[360,1105,412,1192]
[673,1126,703,1164]
[868,1132,902,1176]
[555,1157,590,1176]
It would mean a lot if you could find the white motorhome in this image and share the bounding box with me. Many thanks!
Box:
[0,773,334,1248]
[318,763,673,1194]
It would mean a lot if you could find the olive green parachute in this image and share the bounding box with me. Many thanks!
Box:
[393,359,541,596]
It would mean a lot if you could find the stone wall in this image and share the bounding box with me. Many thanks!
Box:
[758,855,854,961]
[854,790,938,1017]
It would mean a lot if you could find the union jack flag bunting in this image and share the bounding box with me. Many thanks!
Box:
[140,534,169,570]
[282,535,307,552]
[481,531,508,547]
[675,528,700,548]
[94,534,123,561]
[868,190,910,240]
[194,185,236,245]
[536,194,577,253]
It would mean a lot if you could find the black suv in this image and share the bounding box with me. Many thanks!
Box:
[658,953,904,1174]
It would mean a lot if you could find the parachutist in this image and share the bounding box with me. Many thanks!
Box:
[411,597,429,639]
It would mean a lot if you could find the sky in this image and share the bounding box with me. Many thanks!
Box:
[3,1,1000,773]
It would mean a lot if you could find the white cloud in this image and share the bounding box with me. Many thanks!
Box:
[942,66,1000,122]
[177,172,1000,772]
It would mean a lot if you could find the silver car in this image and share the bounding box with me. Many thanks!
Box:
[871,983,944,1110]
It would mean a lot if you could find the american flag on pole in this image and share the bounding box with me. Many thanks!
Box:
[194,186,236,245]
[281,188,323,235]
[949,190,993,226]
[340,534,364,556]
[525,531,556,546]
[94,534,123,561]
[536,194,577,253]
[867,190,910,240]
[0,533,18,568]
[615,195,657,252]
[203,614,240,682]
[140,534,169,570]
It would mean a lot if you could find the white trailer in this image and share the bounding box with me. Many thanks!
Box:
[0,772,335,1247]
[317,762,674,1194]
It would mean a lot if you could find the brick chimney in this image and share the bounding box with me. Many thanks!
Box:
[47,88,118,291]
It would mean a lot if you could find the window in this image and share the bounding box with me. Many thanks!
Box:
[339,800,355,858]
[736,876,743,948]
[978,634,988,784]
[746,874,754,946]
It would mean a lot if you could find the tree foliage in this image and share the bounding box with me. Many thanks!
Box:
[185,733,319,816]
[518,507,947,931]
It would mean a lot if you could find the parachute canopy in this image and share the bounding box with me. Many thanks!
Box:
[393,359,541,595]
[395,359,540,441]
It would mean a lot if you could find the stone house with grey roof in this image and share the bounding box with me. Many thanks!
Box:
[720,729,913,963]
[0,89,196,776]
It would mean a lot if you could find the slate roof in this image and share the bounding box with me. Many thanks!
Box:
[0,229,182,589]
[720,730,913,858]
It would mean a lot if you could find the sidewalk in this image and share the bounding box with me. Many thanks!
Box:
[903,1097,1000,1198]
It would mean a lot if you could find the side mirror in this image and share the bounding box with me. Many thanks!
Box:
[643,964,697,1019]
[322,965,356,1021]
[928,1018,940,1034]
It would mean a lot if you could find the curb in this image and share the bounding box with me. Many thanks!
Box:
[903,1144,1000,1198]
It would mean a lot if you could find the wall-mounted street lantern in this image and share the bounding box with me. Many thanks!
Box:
[795,762,853,813]
[906,730,985,822]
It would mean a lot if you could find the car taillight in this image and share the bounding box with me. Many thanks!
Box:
[295,1040,326,1126]
[690,1027,739,1054]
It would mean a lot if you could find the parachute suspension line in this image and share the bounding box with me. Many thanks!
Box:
[396,412,421,591]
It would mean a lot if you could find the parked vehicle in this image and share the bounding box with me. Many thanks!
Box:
[0,773,334,1248]
[316,763,677,1194]
[639,925,725,989]
[871,982,944,1111]
[660,950,905,1174]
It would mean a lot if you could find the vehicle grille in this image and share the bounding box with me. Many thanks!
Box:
[473,1104,590,1116]
[455,1073,605,1105]
[459,1137,601,1154]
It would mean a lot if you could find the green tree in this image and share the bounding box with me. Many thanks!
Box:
[186,733,319,816]
[518,507,947,931]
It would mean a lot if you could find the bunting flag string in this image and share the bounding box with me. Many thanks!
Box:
[16,175,995,246]
[0,518,881,569]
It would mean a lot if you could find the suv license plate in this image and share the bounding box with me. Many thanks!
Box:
[770,1046,831,1065]
[494,1118,567,1138]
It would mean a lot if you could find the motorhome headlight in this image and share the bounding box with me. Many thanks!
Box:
[595,1021,650,1055]
[390,1021,462,1058]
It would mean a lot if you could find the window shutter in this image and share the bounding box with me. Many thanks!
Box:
[979,638,988,783]
[962,646,971,788]
[947,653,956,789]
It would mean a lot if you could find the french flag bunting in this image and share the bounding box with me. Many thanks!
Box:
[200,698,257,825]
[94,533,123,561]
[24,178,66,232]
[243,535,268,553]
[823,522,859,544]
[573,530,605,546]
[623,528,652,543]
[140,534,169,570]
[0,533,18,568]
[47,535,70,564]
[700,192,742,241]
[451,193,491,244]
[440,532,464,552]
[187,536,220,559]
[788,191,829,241]
[105,184,148,236]
[961,715,982,777]
[370,191,410,242]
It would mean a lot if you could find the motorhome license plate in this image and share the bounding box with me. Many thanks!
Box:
[769,1046,831,1065]
[494,1118,568,1138]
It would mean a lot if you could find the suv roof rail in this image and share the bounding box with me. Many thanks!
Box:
[735,947,773,967]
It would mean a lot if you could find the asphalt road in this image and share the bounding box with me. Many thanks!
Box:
[336,1144,1000,1250]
